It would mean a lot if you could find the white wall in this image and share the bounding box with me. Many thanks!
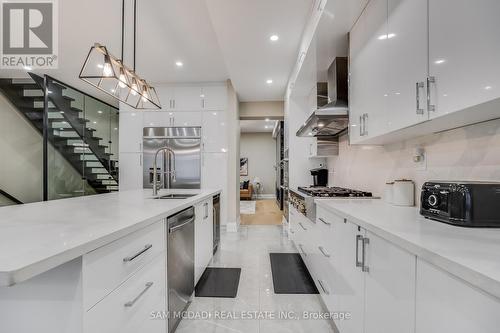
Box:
[240,133,276,196]
[226,80,240,230]
[239,101,284,119]
[327,118,500,205]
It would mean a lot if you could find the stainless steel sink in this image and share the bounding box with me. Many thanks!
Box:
[154,193,198,199]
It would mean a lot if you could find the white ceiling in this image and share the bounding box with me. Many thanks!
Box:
[0,0,366,105]
[240,119,277,133]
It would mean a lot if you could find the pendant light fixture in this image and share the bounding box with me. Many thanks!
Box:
[79,0,161,109]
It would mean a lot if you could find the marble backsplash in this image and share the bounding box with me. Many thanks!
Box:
[327,118,500,205]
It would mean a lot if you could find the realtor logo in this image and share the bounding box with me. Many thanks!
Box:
[1,0,58,69]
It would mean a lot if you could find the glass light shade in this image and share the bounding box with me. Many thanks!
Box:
[79,43,161,109]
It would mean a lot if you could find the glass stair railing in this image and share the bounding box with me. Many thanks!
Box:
[0,74,119,199]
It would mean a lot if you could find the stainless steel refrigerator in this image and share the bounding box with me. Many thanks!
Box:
[143,127,201,189]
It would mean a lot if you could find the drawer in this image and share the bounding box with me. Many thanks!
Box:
[83,221,165,310]
[84,255,166,333]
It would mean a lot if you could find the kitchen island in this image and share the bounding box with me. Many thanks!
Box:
[0,189,220,333]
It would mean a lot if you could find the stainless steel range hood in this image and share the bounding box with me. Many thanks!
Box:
[296,57,349,137]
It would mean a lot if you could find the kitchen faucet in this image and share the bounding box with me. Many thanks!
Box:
[152,147,176,196]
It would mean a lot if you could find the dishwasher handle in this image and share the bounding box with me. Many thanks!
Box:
[169,217,195,233]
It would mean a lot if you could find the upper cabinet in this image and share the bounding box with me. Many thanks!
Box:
[349,0,500,145]
[155,84,227,111]
[428,0,500,119]
[201,85,227,110]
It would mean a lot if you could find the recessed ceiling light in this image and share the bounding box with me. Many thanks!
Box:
[93,121,97,124]
[485,86,493,90]
[270,35,279,42]
[175,61,183,67]
[434,59,446,64]
[97,110,103,114]
[266,79,273,84]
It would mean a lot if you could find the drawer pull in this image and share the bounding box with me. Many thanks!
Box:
[355,235,363,268]
[318,279,330,295]
[123,244,153,262]
[318,246,331,258]
[299,222,307,231]
[124,282,154,307]
[298,244,307,257]
[319,218,331,226]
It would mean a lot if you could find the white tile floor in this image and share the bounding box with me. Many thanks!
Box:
[176,225,336,333]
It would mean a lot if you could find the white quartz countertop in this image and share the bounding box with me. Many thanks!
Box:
[0,189,220,287]
[316,199,500,299]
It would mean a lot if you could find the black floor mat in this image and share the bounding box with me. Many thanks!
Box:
[195,267,242,298]
[269,253,319,294]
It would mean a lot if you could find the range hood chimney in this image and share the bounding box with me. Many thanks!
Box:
[296,57,349,137]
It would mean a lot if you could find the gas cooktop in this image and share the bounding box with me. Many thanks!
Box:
[297,186,373,198]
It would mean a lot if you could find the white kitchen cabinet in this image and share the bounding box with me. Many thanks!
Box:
[428,0,500,120]
[349,0,388,143]
[173,86,203,110]
[364,231,416,333]
[119,111,143,153]
[201,111,227,152]
[202,85,227,110]
[170,111,202,127]
[119,152,143,191]
[144,111,201,128]
[416,259,500,333]
[202,153,227,225]
[194,198,214,283]
[387,0,428,131]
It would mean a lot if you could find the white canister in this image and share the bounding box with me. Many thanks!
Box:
[392,179,415,206]
[384,182,394,204]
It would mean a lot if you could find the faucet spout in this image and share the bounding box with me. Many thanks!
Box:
[152,147,176,196]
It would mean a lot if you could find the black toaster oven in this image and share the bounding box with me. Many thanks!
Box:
[420,181,500,227]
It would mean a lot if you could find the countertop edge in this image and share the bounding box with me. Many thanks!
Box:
[315,200,500,300]
[0,190,221,287]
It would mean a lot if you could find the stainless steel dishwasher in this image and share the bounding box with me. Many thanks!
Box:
[167,206,195,333]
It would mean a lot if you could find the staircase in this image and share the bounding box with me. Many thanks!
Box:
[0,75,119,195]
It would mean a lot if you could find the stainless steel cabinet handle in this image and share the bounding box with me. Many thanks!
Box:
[298,244,307,256]
[123,244,153,262]
[359,115,363,136]
[124,282,154,307]
[363,113,368,136]
[318,279,330,294]
[427,76,436,112]
[355,235,363,267]
[319,218,331,226]
[362,237,370,272]
[318,246,331,258]
[416,82,425,114]
[204,202,209,219]
[298,222,307,231]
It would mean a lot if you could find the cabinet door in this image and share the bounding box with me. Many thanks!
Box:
[173,86,203,110]
[387,0,428,131]
[429,0,500,119]
[416,259,500,333]
[194,199,213,284]
[143,111,172,127]
[201,111,227,152]
[172,111,202,127]
[119,111,143,153]
[336,221,365,333]
[202,85,227,110]
[364,231,416,333]
[118,152,143,190]
[349,0,388,143]
[155,86,175,111]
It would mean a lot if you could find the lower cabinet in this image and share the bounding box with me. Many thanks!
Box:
[416,259,500,333]
[312,206,416,333]
[194,198,214,284]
